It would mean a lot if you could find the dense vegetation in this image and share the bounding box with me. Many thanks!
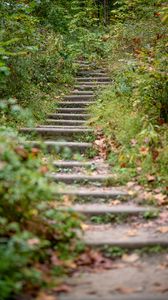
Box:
[0,0,167,299]
[90,0,168,189]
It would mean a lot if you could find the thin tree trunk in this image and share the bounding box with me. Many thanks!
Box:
[104,0,108,25]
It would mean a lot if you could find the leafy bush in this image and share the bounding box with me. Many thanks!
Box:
[90,1,168,187]
[0,128,82,299]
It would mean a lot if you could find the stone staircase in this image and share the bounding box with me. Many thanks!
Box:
[21,61,168,300]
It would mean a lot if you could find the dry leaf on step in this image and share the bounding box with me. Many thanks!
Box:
[81,223,89,231]
[157,226,168,233]
[115,286,136,294]
[122,253,139,263]
[53,284,72,293]
[127,229,138,237]
[36,292,56,300]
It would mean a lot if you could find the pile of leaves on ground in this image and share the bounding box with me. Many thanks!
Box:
[89,0,168,191]
[0,127,83,300]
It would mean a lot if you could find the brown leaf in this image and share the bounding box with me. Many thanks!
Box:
[154,193,167,205]
[36,292,56,300]
[152,286,168,293]
[122,253,139,263]
[51,254,63,266]
[39,165,49,174]
[139,146,149,156]
[115,286,136,294]
[53,284,72,294]
[27,238,40,247]
[15,146,29,159]
[31,147,40,156]
[127,229,138,237]
[157,226,168,233]
[110,200,121,206]
[146,174,156,182]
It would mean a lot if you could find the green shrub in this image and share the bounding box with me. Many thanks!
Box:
[90,1,168,187]
[0,128,82,299]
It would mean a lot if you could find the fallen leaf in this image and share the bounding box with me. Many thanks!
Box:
[115,286,136,294]
[27,238,40,246]
[31,147,40,156]
[53,284,72,294]
[152,286,168,293]
[36,292,56,300]
[155,193,167,205]
[127,229,138,237]
[127,181,136,188]
[122,253,139,263]
[62,195,72,206]
[110,200,121,206]
[157,226,168,233]
[51,254,63,266]
[147,174,156,182]
[39,165,49,174]
[81,223,89,231]
[140,146,149,156]
[15,146,28,159]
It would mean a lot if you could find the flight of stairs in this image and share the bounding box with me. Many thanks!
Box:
[20,60,168,250]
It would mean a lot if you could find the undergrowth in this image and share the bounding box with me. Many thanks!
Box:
[0,127,83,299]
[89,0,168,191]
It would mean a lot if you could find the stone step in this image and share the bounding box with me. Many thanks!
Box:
[63,95,94,101]
[84,224,168,248]
[50,174,114,184]
[56,108,88,114]
[28,140,92,152]
[55,187,128,199]
[46,119,86,126]
[60,204,156,216]
[76,77,111,82]
[77,82,110,86]
[48,113,90,120]
[38,125,89,129]
[74,85,106,90]
[20,127,93,138]
[58,101,95,108]
[53,160,96,168]
[77,71,107,77]
[71,90,94,95]
[75,60,91,65]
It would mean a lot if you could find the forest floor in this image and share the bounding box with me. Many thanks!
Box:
[20,60,168,300]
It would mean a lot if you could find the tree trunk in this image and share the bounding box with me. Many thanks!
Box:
[104,0,108,25]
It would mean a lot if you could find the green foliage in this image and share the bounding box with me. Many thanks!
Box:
[90,1,168,187]
[0,128,82,299]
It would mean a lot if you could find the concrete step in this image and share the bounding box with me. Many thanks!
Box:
[76,82,110,86]
[53,160,96,168]
[77,71,107,77]
[38,125,89,129]
[46,119,86,126]
[84,224,168,248]
[58,101,95,108]
[71,90,94,95]
[76,77,111,82]
[75,60,91,65]
[60,204,156,216]
[48,113,90,120]
[28,140,92,153]
[20,127,93,138]
[50,174,114,184]
[63,95,94,101]
[55,186,128,199]
[74,85,107,90]
[56,108,88,114]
